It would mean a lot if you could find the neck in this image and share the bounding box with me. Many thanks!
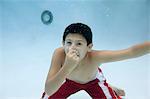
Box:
[79,52,89,65]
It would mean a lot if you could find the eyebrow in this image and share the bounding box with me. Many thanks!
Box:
[65,39,85,42]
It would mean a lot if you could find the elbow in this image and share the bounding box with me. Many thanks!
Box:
[44,90,52,97]
[44,82,53,96]
[44,81,58,96]
[44,83,50,96]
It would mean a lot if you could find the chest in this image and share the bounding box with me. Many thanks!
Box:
[66,61,99,83]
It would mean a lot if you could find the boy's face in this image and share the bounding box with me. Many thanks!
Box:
[63,33,92,60]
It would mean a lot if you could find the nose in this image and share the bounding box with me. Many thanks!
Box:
[70,44,76,50]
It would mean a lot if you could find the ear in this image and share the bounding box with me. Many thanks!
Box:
[87,43,93,52]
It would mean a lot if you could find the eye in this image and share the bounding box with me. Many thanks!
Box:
[77,42,82,46]
[66,41,72,45]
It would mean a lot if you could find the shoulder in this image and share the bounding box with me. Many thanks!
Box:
[52,47,65,64]
[54,47,65,55]
[89,50,102,57]
[87,50,102,63]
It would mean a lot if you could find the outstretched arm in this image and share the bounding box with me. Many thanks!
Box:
[45,48,81,96]
[127,42,150,57]
[93,42,150,63]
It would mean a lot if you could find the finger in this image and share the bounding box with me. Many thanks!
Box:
[68,52,78,59]
[67,50,75,56]
[69,50,78,56]
[68,49,76,53]
[71,49,79,56]
[74,53,80,59]
[73,55,80,62]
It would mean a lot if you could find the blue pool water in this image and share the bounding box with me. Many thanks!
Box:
[1,0,149,98]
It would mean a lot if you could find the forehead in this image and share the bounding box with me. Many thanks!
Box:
[65,33,86,42]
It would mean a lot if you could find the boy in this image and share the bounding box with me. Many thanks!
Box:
[42,23,149,99]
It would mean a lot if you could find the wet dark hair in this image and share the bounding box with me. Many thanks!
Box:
[63,23,93,45]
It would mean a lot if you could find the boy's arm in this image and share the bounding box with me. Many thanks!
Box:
[44,48,66,96]
[94,42,150,63]
[45,48,80,96]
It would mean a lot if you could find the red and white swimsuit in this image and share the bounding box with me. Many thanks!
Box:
[41,68,121,99]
